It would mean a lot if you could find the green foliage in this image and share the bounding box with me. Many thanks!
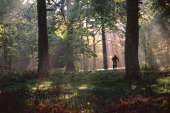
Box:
[0,71,37,91]
[0,2,38,71]
[49,0,97,70]
[62,24,79,66]
[152,0,170,18]
[153,76,170,94]
[91,0,113,16]
[0,0,20,21]
[0,24,5,46]
[91,0,116,29]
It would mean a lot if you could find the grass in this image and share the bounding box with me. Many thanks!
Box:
[0,70,170,113]
[1,70,170,94]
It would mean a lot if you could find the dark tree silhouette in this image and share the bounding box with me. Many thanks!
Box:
[125,0,141,82]
[101,17,108,69]
[91,0,114,70]
[37,0,49,75]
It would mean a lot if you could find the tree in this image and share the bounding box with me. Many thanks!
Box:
[125,0,141,82]
[152,0,170,18]
[49,0,89,72]
[91,0,115,69]
[0,0,16,21]
[37,0,49,75]
[0,1,38,72]
[101,17,108,69]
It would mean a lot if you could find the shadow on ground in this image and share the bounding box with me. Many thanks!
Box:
[0,71,170,113]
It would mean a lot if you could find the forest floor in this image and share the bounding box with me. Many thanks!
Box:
[0,70,170,113]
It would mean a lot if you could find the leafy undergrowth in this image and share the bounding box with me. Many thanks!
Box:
[26,96,170,113]
[1,91,170,113]
[0,90,77,113]
[26,101,78,113]
[103,96,170,113]
[0,71,170,113]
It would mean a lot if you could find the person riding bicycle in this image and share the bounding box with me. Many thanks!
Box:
[112,55,119,69]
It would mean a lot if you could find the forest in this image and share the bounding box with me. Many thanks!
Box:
[0,0,170,113]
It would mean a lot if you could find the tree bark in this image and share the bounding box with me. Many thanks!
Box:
[3,25,12,71]
[66,62,76,72]
[37,0,49,75]
[3,36,8,66]
[93,36,96,70]
[101,18,108,69]
[64,23,76,72]
[125,0,141,82]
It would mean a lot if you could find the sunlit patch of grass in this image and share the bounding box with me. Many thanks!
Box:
[78,84,89,90]
[31,81,53,92]
[78,84,93,90]
[59,91,78,100]
[115,0,125,3]
[158,76,170,84]
[153,86,170,94]
[60,83,74,90]
[160,66,170,72]
[152,76,170,94]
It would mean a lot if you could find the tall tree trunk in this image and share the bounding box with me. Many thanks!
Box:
[37,0,49,75]
[65,23,76,72]
[93,36,96,70]
[82,54,87,71]
[8,35,13,71]
[101,18,108,69]
[125,0,141,82]
[3,25,12,71]
[3,36,8,66]
[66,62,76,72]
[86,36,90,71]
